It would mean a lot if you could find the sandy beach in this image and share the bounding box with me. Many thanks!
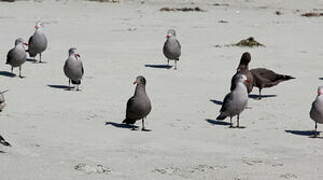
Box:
[1,0,323,179]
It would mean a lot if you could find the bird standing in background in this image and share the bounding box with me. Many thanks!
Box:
[163,29,181,70]
[250,68,295,99]
[63,48,84,91]
[28,21,48,63]
[309,86,323,137]
[6,38,28,78]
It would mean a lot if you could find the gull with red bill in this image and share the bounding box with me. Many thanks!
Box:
[6,38,28,78]
[217,74,249,128]
[63,48,84,91]
[28,21,48,63]
[163,29,181,70]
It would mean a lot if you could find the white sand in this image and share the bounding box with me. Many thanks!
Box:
[0,0,323,179]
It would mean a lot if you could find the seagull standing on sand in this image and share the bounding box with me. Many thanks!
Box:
[28,21,48,63]
[6,38,28,78]
[309,86,323,137]
[217,74,249,128]
[63,48,84,91]
[123,76,152,131]
[231,52,254,93]
[163,29,181,69]
[250,68,295,99]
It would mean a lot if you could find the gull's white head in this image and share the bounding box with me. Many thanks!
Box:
[68,48,80,59]
[238,74,249,83]
[14,38,28,48]
[166,29,176,39]
[34,21,44,30]
[14,38,24,45]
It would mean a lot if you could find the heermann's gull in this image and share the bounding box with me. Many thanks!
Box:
[0,135,10,147]
[217,74,249,128]
[163,29,181,70]
[28,21,48,63]
[250,68,295,99]
[230,52,254,93]
[63,48,84,91]
[6,38,28,78]
[309,86,323,137]
[123,76,152,131]
[0,90,8,112]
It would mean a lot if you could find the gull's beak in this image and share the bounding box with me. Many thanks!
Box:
[23,42,29,46]
[133,80,138,85]
[75,54,81,58]
[245,80,250,83]
[166,34,171,38]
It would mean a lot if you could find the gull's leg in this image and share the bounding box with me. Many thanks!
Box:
[258,88,262,100]
[229,117,233,128]
[19,66,23,78]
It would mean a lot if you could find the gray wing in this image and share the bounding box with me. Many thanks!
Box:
[81,62,84,75]
[28,35,37,57]
[6,49,14,64]
[28,35,33,46]
[63,59,68,76]
[310,101,323,121]
[220,92,233,113]
[230,72,239,91]
[175,39,181,58]
[126,96,136,118]
[176,39,181,50]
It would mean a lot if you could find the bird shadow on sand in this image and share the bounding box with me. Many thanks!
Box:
[248,94,277,99]
[285,130,323,138]
[319,77,323,80]
[145,64,173,69]
[205,119,232,126]
[27,58,47,64]
[47,84,72,91]
[26,58,38,63]
[105,121,139,130]
[209,99,223,106]
[0,71,16,78]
